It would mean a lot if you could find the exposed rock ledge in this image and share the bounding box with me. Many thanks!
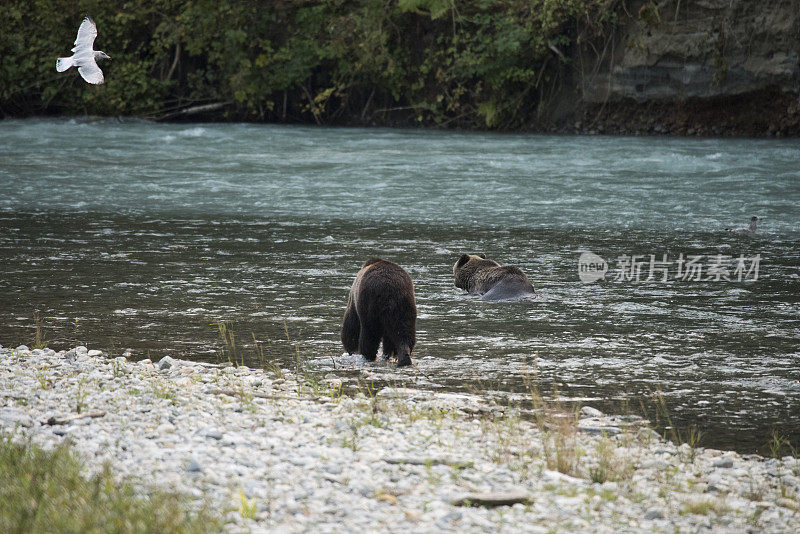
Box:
[1,344,799,532]
[566,0,800,137]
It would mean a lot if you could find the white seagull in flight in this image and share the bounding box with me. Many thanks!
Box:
[56,17,110,84]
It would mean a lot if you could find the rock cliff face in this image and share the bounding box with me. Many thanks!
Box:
[569,0,800,136]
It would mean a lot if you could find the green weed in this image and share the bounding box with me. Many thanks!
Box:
[238,490,257,519]
[0,435,218,533]
[74,377,89,414]
[587,435,634,484]
[32,312,47,350]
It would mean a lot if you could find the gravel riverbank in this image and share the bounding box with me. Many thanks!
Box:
[1,344,799,533]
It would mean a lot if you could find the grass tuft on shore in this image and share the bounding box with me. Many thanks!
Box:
[0,434,218,533]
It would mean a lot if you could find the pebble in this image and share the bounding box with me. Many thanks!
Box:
[777,498,799,511]
[202,428,223,440]
[643,508,664,520]
[324,463,343,475]
[186,459,203,473]
[713,457,734,468]
[580,406,603,418]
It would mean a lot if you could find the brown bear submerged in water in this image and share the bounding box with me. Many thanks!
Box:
[341,258,417,367]
[453,253,536,301]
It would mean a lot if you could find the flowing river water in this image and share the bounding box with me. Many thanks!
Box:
[1,118,798,452]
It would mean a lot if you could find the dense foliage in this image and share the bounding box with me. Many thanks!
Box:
[0,0,622,128]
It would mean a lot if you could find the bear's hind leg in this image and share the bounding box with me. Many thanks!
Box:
[358,321,381,362]
[381,336,397,357]
[341,301,360,354]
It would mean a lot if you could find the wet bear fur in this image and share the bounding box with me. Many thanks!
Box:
[453,253,535,301]
[341,258,417,367]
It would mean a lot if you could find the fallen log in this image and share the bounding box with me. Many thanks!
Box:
[211,388,319,402]
[45,410,106,425]
[154,101,231,121]
[451,491,532,507]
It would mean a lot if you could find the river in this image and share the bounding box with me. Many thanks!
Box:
[1,118,798,452]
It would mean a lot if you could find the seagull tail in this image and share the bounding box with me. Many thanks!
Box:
[56,57,74,72]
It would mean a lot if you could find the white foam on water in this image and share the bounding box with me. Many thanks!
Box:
[179,127,206,137]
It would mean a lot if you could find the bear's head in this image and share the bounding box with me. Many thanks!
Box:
[453,253,500,290]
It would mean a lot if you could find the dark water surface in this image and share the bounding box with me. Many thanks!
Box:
[1,118,799,452]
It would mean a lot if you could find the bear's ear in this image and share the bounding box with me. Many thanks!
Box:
[478,253,486,259]
[456,254,470,268]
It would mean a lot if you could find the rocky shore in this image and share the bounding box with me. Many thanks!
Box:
[1,344,799,533]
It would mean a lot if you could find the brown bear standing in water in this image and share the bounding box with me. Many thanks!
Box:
[453,253,535,301]
[341,258,417,367]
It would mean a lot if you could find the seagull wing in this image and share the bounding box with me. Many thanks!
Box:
[73,17,97,50]
[56,57,74,72]
[78,61,105,84]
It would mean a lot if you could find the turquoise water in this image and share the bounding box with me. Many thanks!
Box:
[1,118,798,452]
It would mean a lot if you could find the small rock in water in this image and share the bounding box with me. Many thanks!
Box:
[579,406,603,418]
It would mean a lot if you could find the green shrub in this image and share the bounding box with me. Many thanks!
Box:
[0,0,623,128]
[0,434,218,533]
